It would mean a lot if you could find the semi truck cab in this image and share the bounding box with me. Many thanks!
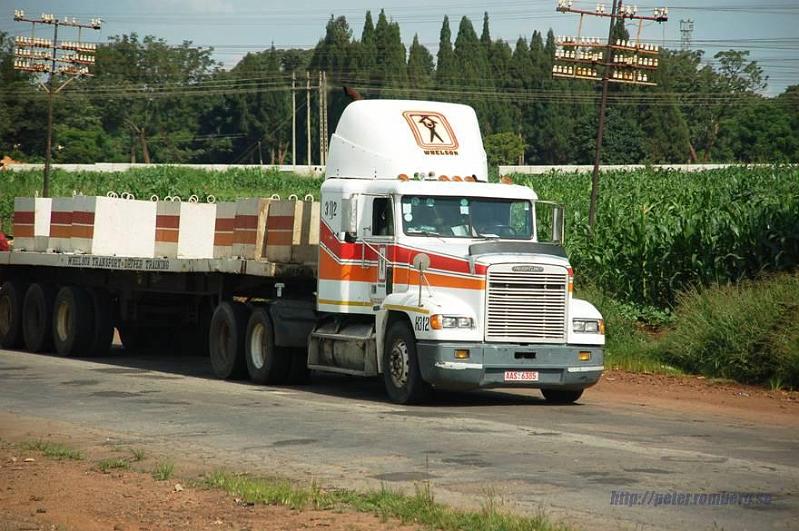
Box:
[308,99,604,404]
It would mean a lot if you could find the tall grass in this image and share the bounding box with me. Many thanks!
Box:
[652,273,799,388]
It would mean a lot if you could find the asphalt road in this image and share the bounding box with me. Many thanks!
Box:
[0,348,797,531]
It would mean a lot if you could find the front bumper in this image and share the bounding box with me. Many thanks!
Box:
[416,341,604,391]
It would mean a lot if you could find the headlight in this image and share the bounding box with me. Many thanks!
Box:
[431,315,474,329]
[573,318,605,334]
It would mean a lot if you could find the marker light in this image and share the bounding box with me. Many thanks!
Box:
[398,173,409,181]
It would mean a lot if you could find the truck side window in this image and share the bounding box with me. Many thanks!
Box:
[372,198,394,237]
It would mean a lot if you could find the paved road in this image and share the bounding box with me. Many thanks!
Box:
[0,348,797,531]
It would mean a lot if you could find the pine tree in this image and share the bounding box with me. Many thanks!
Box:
[355,11,377,84]
[373,9,407,93]
[407,34,434,92]
[436,16,455,87]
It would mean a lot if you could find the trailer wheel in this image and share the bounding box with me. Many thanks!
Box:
[22,283,56,353]
[541,389,583,404]
[245,308,290,384]
[87,289,115,356]
[53,286,94,356]
[0,281,25,349]
[209,301,249,380]
[383,321,431,405]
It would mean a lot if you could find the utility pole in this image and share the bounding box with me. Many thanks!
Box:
[322,71,329,165]
[12,10,101,197]
[306,70,311,167]
[318,71,324,166]
[291,71,296,167]
[554,1,668,228]
[680,19,694,51]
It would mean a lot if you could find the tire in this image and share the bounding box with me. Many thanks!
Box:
[541,389,584,404]
[382,321,431,405]
[22,283,56,353]
[0,280,25,349]
[245,308,290,384]
[209,301,249,380]
[52,286,94,356]
[87,289,114,356]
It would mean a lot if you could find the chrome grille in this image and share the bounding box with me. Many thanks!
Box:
[485,264,568,343]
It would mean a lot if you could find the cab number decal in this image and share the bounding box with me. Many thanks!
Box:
[415,316,430,332]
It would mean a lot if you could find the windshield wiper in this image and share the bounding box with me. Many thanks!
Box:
[474,233,500,239]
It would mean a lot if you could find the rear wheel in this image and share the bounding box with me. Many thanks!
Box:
[245,308,290,384]
[383,321,431,405]
[209,301,249,380]
[541,389,584,404]
[22,283,56,353]
[0,280,25,349]
[52,286,94,356]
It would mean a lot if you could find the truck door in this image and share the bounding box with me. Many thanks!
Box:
[363,196,395,304]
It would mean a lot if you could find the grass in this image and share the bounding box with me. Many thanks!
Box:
[129,447,146,462]
[203,471,570,531]
[22,440,84,461]
[96,458,131,473]
[651,272,799,389]
[152,461,175,481]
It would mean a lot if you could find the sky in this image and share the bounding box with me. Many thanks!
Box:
[2,0,797,95]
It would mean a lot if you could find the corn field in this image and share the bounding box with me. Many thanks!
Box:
[518,166,799,307]
[2,165,797,308]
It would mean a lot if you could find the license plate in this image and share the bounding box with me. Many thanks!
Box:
[504,370,539,382]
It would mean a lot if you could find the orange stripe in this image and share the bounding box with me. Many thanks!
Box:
[318,248,376,282]
[406,269,485,290]
[266,231,294,246]
[71,225,95,239]
[72,211,95,225]
[235,214,259,229]
[214,233,233,246]
[13,225,34,238]
[50,226,72,238]
[156,228,179,243]
[215,218,235,231]
[233,231,257,245]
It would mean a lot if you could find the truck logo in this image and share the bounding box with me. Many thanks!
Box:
[402,111,459,155]
[512,265,544,273]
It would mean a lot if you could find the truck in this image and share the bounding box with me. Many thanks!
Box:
[0,99,605,404]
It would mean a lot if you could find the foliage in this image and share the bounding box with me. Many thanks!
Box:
[205,470,571,531]
[23,440,84,461]
[653,273,799,389]
[518,166,799,307]
[484,132,525,166]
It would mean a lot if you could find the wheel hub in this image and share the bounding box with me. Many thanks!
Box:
[250,322,265,369]
[389,339,410,388]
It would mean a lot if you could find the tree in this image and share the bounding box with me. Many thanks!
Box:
[484,132,525,165]
[407,35,434,92]
[436,16,455,87]
[372,9,407,93]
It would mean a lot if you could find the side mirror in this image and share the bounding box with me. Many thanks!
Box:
[552,205,565,244]
[341,195,358,234]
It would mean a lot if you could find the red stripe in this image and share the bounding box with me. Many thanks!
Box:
[72,211,95,225]
[215,218,235,231]
[13,211,35,224]
[267,215,295,230]
[235,214,259,229]
[156,215,180,229]
[51,212,72,224]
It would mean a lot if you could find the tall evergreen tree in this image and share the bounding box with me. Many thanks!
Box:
[436,16,455,87]
[372,9,407,93]
[407,34,434,92]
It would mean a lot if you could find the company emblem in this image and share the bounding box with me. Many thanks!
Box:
[402,111,459,155]
[512,265,545,273]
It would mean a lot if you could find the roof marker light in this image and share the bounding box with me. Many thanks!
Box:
[398,173,409,181]
[500,176,513,184]
[438,175,449,181]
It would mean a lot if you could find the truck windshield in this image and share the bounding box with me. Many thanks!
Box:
[401,196,533,239]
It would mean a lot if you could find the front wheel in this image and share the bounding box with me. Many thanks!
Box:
[541,388,584,404]
[382,321,431,405]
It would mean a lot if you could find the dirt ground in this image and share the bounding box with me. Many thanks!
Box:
[1,370,797,531]
[0,444,417,531]
[591,369,799,427]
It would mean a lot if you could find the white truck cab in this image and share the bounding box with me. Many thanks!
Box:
[308,99,605,404]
